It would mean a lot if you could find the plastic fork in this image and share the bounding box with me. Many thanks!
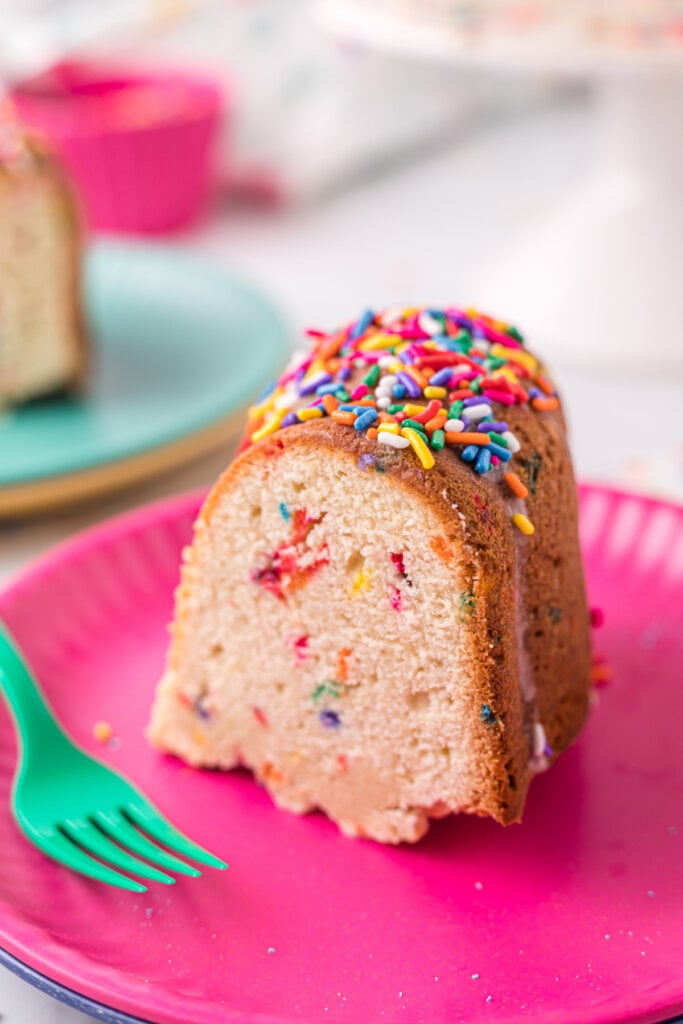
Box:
[0,622,226,893]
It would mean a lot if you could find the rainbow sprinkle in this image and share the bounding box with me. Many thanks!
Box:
[244,306,561,536]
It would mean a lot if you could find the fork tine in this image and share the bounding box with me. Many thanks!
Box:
[62,818,176,886]
[95,810,201,878]
[27,825,147,893]
[125,801,228,870]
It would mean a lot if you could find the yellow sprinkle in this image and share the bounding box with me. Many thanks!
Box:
[248,394,277,420]
[388,360,404,374]
[491,344,538,374]
[351,568,372,595]
[403,403,427,417]
[251,412,283,443]
[401,306,420,318]
[191,728,207,746]
[401,427,435,470]
[512,513,535,536]
[298,407,323,421]
[358,333,398,351]
[378,422,400,434]
[423,340,439,350]
[424,386,447,399]
[93,721,113,744]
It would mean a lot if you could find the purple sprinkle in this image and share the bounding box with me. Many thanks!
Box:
[396,371,421,399]
[281,412,299,428]
[429,367,454,387]
[528,386,543,400]
[358,453,376,471]
[338,366,353,382]
[463,395,488,408]
[319,709,341,729]
[544,743,554,757]
[194,695,211,720]
[477,421,509,433]
[397,351,414,365]
[299,372,332,396]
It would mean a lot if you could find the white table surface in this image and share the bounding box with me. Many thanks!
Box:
[1,92,681,1023]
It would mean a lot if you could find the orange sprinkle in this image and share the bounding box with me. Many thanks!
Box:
[531,396,560,412]
[93,721,113,744]
[253,706,268,728]
[504,472,529,499]
[430,535,455,563]
[261,761,285,785]
[367,427,378,440]
[377,411,394,423]
[319,333,345,360]
[404,365,429,390]
[337,647,352,681]
[535,374,555,396]
[336,754,349,774]
[425,411,448,433]
[322,394,339,414]
[331,411,356,426]
[445,432,490,446]
[357,397,377,407]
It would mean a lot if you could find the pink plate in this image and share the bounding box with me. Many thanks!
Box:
[0,484,682,1024]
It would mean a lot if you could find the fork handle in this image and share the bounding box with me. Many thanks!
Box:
[0,622,67,750]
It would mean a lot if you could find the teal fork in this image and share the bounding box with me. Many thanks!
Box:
[0,622,226,893]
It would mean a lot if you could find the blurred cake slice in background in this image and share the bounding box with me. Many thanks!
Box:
[0,100,86,408]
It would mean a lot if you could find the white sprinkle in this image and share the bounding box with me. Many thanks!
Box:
[419,312,441,336]
[462,404,492,422]
[380,307,402,326]
[604,934,611,941]
[444,418,465,432]
[377,397,391,410]
[378,355,394,368]
[471,973,480,980]
[267,946,276,954]
[532,722,547,759]
[377,433,410,449]
[474,881,483,890]
[376,375,397,394]
[274,388,298,412]
[502,431,521,453]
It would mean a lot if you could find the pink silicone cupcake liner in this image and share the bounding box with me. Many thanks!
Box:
[11,63,224,234]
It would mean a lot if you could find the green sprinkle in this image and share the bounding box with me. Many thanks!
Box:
[459,591,476,619]
[448,400,464,419]
[402,419,428,435]
[387,403,405,415]
[486,356,507,370]
[430,429,445,451]
[336,389,350,403]
[311,680,344,703]
[507,326,524,342]
[548,606,563,623]
[519,452,543,495]
[455,330,471,347]
[470,379,481,394]
[363,364,380,388]
[488,431,508,447]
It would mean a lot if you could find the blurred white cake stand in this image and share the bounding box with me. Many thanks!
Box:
[317,1,683,373]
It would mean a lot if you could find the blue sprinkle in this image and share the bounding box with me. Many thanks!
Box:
[355,409,378,431]
[474,448,492,474]
[461,445,479,462]
[255,379,276,403]
[429,367,454,387]
[316,382,347,396]
[396,371,422,399]
[281,412,299,428]
[278,501,291,522]
[319,709,341,729]
[480,705,496,723]
[338,404,374,414]
[349,308,374,340]
[488,442,512,461]
[392,384,407,399]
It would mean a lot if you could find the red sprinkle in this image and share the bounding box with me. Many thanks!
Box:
[253,706,268,728]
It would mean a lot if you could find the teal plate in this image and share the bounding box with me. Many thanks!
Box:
[0,240,289,514]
